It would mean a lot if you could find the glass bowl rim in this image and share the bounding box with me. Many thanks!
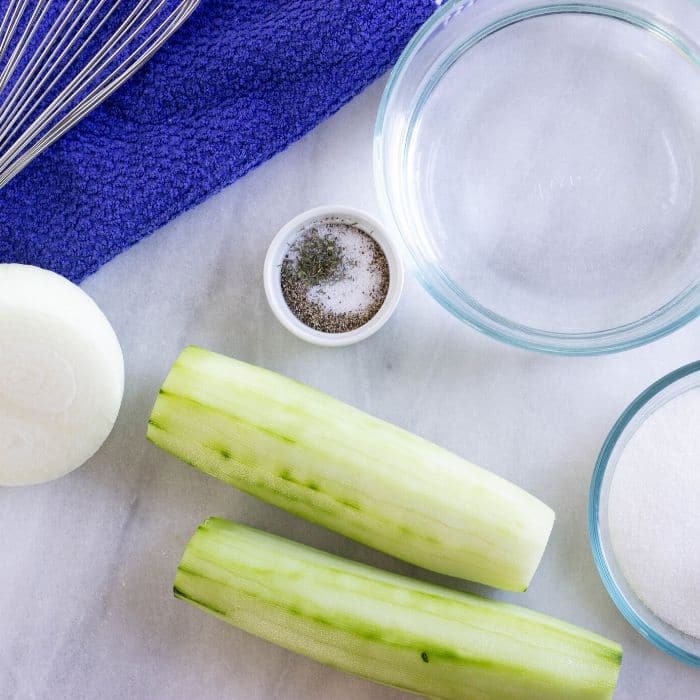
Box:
[589,360,700,667]
[373,0,700,355]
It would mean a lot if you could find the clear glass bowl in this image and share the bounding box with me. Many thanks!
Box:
[374,0,700,354]
[589,362,700,666]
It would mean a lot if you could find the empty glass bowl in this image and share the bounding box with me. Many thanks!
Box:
[375,0,700,354]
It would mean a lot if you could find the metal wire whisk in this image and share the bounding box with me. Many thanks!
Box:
[0,0,199,188]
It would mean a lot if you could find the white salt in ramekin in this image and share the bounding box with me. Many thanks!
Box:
[264,205,404,347]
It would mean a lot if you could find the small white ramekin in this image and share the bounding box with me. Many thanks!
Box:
[263,205,404,347]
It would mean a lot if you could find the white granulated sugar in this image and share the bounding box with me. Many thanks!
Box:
[306,222,385,315]
[608,387,700,639]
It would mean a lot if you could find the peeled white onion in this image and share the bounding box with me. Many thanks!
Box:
[0,264,124,486]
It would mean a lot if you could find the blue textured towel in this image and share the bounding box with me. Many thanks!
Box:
[0,1,435,283]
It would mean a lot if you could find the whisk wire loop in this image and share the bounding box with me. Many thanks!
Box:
[0,0,199,187]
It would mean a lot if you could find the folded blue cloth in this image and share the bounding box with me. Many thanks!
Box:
[0,0,435,282]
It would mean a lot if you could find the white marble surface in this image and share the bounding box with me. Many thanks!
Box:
[2,78,700,699]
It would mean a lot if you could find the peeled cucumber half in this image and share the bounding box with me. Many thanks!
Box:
[0,264,124,486]
[149,346,555,591]
[175,518,622,700]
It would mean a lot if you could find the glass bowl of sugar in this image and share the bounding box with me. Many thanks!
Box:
[590,362,700,666]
